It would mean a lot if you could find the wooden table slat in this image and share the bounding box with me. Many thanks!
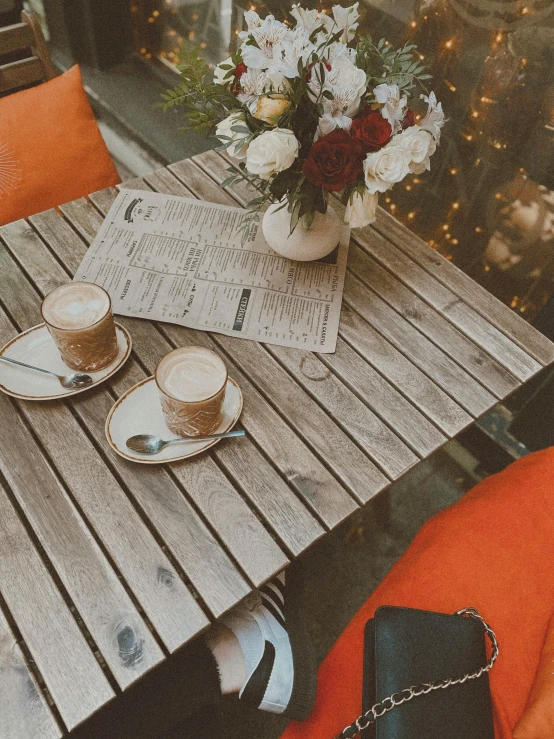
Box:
[269,340,446,458]
[137,167,398,495]
[350,223,540,382]
[0,385,164,689]
[0,480,114,730]
[372,207,554,366]
[90,174,372,520]
[338,306,473,436]
[347,242,520,396]
[19,211,290,591]
[1,150,553,737]
[344,271,496,418]
[0,605,62,739]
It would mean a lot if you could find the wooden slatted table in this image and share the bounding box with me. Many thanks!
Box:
[1,150,553,738]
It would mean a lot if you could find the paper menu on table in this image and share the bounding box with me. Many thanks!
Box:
[74,189,349,353]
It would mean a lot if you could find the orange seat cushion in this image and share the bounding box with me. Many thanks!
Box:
[0,65,120,225]
[280,448,554,739]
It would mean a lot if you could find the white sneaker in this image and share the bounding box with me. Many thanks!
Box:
[221,570,316,720]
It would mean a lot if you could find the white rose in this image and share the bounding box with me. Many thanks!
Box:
[396,126,437,173]
[345,190,379,229]
[246,128,299,179]
[363,141,411,194]
[213,57,234,85]
[215,112,249,161]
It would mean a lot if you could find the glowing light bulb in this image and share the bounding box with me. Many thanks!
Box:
[405,185,412,191]
[475,227,482,233]
[410,20,417,28]
[408,212,415,219]
[442,224,449,231]
[472,111,479,118]
[153,10,160,16]
[451,238,459,245]
[450,168,458,175]
[496,32,503,42]
[452,202,460,209]
[445,80,456,92]
[445,39,454,49]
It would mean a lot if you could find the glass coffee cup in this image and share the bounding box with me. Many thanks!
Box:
[155,346,228,437]
[41,282,118,372]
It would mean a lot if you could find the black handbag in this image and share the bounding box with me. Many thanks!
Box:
[336,606,499,739]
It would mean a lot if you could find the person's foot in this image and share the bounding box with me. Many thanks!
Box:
[220,568,316,721]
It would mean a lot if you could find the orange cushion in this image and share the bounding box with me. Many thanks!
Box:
[0,65,120,225]
[280,448,554,739]
[513,610,554,738]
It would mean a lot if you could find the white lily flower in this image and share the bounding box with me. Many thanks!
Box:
[235,68,269,109]
[420,92,446,142]
[274,27,315,78]
[345,190,379,228]
[321,3,360,43]
[241,16,289,70]
[373,83,407,134]
[309,55,366,100]
[290,4,321,36]
[238,10,262,41]
[236,68,288,111]
[317,86,361,136]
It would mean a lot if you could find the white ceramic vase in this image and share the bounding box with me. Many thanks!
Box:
[262,200,342,262]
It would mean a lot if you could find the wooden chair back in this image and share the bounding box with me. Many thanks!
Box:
[0,10,56,94]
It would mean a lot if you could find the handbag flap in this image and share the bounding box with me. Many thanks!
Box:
[370,606,495,739]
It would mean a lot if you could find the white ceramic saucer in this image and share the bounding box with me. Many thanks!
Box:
[105,376,243,464]
[0,323,132,401]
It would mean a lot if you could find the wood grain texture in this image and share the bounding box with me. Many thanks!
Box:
[217,332,417,481]
[163,322,366,518]
[350,225,539,383]
[0,391,164,689]
[1,221,234,647]
[10,211,255,616]
[0,22,35,55]
[0,605,61,739]
[269,339,446,458]
[372,207,554,366]
[347,242,520,397]
[97,169,368,523]
[0,56,44,93]
[344,271,496,418]
[0,479,114,731]
[33,201,291,588]
[338,304,472,436]
[137,166,388,506]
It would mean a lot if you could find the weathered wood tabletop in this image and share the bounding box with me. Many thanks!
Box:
[1,150,553,738]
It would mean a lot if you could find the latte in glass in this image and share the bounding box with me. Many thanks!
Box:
[155,347,228,437]
[41,282,118,372]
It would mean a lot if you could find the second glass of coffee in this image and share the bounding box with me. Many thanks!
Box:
[41,282,118,372]
[155,347,228,437]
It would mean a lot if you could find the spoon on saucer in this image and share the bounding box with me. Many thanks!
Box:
[0,355,94,389]
[126,429,245,455]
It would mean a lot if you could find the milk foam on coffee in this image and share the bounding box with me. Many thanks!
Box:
[42,282,111,330]
[158,347,227,402]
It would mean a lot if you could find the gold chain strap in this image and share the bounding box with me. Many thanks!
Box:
[335,608,499,739]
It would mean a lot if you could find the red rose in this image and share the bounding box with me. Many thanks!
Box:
[402,109,416,129]
[351,110,392,152]
[302,129,364,192]
[231,63,247,95]
[232,63,247,80]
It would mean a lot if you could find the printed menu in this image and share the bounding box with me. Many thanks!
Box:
[74,189,350,353]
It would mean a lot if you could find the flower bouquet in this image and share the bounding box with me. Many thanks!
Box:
[161,3,444,260]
